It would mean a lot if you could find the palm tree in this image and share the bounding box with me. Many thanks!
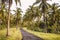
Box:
[23,5,41,30]
[15,0,21,29]
[23,6,33,22]
[6,0,12,36]
[13,8,22,29]
[51,3,60,33]
[1,0,21,36]
[24,5,40,22]
[33,0,51,33]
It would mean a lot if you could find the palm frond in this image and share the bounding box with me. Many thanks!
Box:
[39,3,42,8]
[15,0,21,6]
[15,0,17,5]
[18,0,21,6]
[46,3,51,8]
[33,0,41,5]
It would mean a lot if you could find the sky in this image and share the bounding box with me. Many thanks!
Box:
[10,0,60,16]
[10,0,35,15]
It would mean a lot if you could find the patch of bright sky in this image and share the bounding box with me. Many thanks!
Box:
[10,0,60,16]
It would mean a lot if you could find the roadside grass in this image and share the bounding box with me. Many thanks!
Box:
[23,28,60,40]
[0,28,22,40]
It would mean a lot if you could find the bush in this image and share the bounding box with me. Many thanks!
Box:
[0,24,6,30]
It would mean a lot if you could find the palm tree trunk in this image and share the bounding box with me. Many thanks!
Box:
[16,20,18,29]
[16,12,19,29]
[43,13,47,33]
[6,9,10,36]
[56,14,59,33]
[6,0,10,36]
[6,7,10,36]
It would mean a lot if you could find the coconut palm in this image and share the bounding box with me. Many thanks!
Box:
[50,3,60,33]
[24,5,40,22]
[13,8,22,29]
[33,0,52,32]
[1,0,21,36]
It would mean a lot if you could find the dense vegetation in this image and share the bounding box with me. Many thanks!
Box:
[0,0,60,40]
[23,0,60,33]
[0,0,22,36]
[23,28,60,40]
[0,28,22,40]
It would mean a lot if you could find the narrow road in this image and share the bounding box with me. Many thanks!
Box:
[20,28,43,40]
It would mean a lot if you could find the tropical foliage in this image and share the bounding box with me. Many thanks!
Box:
[23,0,60,33]
[0,0,60,38]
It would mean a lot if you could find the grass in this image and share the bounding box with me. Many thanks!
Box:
[23,27,60,40]
[0,28,22,40]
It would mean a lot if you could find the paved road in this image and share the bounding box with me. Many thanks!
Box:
[20,28,43,40]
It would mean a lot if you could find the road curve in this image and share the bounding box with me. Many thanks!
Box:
[20,28,43,40]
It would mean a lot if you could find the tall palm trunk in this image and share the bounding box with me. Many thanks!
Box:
[40,0,47,33]
[42,6,47,33]
[16,12,19,29]
[6,0,10,36]
[56,13,59,33]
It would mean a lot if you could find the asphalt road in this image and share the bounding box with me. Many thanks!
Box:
[20,28,43,40]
